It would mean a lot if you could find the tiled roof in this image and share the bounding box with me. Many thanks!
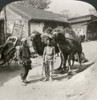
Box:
[8,3,68,23]
[68,14,97,23]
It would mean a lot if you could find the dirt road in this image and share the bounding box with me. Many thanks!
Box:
[0,41,97,100]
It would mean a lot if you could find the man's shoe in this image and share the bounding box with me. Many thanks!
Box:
[23,80,29,83]
[22,82,27,86]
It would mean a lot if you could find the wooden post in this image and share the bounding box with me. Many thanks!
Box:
[4,6,7,41]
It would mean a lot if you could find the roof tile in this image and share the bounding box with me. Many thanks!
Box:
[9,3,68,23]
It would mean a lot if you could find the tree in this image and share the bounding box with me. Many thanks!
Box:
[60,10,71,18]
[19,0,51,10]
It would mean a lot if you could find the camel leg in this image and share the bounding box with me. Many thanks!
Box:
[70,54,74,68]
[68,55,71,72]
[72,55,74,67]
[62,54,68,72]
[68,54,74,72]
[59,53,67,74]
[78,52,82,67]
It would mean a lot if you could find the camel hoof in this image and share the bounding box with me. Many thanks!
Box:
[55,67,62,71]
[66,67,69,71]
[68,70,73,75]
[60,69,66,74]
[53,70,60,74]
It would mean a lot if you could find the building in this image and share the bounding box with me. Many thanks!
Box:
[89,8,97,16]
[0,9,6,45]
[68,14,97,40]
[0,18,5,45]
[4,3,69,39]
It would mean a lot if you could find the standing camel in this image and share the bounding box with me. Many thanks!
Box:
[30,30,82,74]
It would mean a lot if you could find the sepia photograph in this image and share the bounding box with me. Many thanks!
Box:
[0,0,97,100]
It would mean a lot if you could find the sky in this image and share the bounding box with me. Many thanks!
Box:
[47,0,96,17]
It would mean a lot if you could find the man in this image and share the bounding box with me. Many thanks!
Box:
[43,38,55,81]
[18,38,32,86]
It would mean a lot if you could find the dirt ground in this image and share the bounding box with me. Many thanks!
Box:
[0,41,97,100]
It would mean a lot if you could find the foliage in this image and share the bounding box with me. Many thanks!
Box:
[19,0,51,10]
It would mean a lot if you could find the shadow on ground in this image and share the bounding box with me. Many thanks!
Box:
[0,60,94,86]
[76,62,94,73]
[53,62,94,81]
[27,78,43,84]
[27,62,94,84]
[0,64,21,86]
[0,59,42,86]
